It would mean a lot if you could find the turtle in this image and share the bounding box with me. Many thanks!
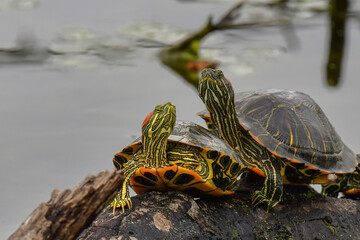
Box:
[197,68,360,210]
[111,102,244,212]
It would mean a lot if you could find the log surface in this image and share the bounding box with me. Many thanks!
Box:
[78,187,360,240]
[9,170,360,240]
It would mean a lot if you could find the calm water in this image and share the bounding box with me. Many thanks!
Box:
[1,0,359,238]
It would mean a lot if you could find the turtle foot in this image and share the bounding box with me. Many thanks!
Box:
[321,183,340,198]
[110,191,132,213]
[251,190,280,212]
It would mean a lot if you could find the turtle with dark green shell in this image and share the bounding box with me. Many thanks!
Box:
[198,68,360,210]
[111,102,244,211]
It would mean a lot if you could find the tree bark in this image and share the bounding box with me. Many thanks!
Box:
[8,170,124,240]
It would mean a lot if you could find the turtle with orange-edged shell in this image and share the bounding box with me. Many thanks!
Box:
[111,102,244,211]
[198,68,360,210]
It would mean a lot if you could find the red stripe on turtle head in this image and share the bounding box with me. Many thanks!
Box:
[215,70,234,91]
[225,76,234,91]
[142,110,154,128]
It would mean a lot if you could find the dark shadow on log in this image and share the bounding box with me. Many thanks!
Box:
[78,186,360,240]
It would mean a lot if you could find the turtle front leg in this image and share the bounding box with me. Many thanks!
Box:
[111,160,141,213]
[251,158,283,212]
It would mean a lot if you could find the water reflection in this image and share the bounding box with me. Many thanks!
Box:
[0,0,40,11]
[326,0,349,86]
[162,0,356,88]
[159,1,289,87]
[159,20,220,87]
[0,29,48,65]
[1,1,355,87]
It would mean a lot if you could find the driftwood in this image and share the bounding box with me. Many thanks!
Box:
[8,170,124,240]
[9,170,360,240]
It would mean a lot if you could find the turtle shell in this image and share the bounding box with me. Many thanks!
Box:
[113,121,242,169]
[199,89,358,173]
[113,121,244,196]
[168,121,242,163]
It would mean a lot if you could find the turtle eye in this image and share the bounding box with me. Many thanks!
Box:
[216,70,223,78]
[216,70,233,90]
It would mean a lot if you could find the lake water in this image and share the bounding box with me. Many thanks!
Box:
[1,0,359,238]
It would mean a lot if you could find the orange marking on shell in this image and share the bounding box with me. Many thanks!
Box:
[130,167,166,194]
[130,165,234,196]
[161,166,234,196]
[288,123,293,146]
[156,165,179,184]
[161,166,208,188]
[249,166,265,177]
[113,143,143,168]
[344,188,360,195]
[310,151,315,163]
[209,189,234,196]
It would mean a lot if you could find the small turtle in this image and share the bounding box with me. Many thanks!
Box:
[111,102,244,211]
[198,68,359,210]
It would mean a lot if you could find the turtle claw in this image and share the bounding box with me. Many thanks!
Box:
[110,191,132,213]
[251,190,280,212]
[110,164,137,213]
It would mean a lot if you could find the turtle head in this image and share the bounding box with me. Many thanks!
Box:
[198,68,235,116]
[141,103,176,167]
[198,69,242,150]
[142,102,176,141]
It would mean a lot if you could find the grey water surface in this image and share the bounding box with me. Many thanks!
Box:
[0,0,359,238]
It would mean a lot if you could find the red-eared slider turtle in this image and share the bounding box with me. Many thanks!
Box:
[111,102,244,211]
[198,68,359,210]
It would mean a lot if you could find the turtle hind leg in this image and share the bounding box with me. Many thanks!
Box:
[110,160,140,213]
[251,158,283,212]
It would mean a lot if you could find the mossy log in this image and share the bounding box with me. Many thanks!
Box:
[78,186,360,240]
